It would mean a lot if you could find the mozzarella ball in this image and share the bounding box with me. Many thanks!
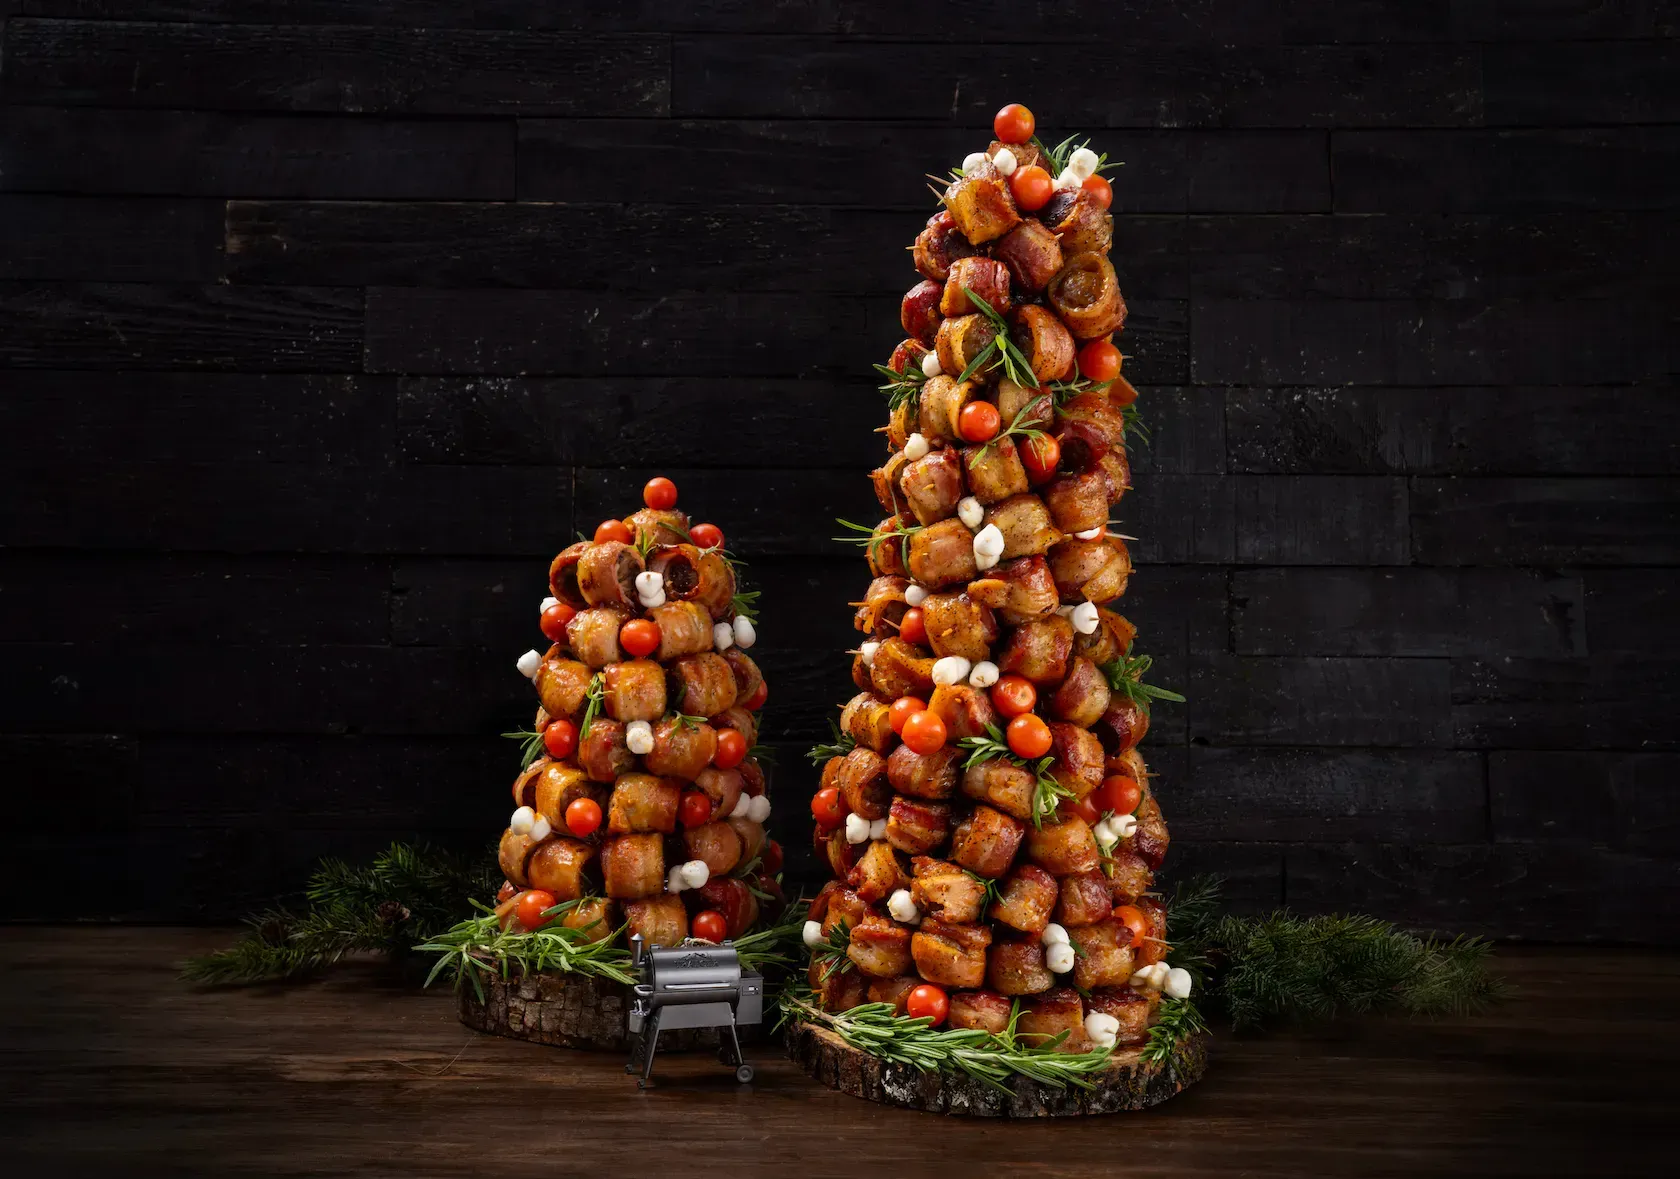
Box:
[868,817,888,841]
[904,583,928,607]
[1111,813,1139,839]
[1054,604,1076,619]
[1041,922,1070,947]
[963,151,989,175]
[920,351,943,378]
[635,571,664,597]
[1093,820,1119,852]
[540,596,559,612]
[529,815,552,842]
[668,865,688,893]
[968,660,999,689]
[993,147,1018,176]
[904,432,930,461]
[510,805,535,836]
[845,813,871,844]
[730,792,752,819]
[1083,1011,1120,1048]
[747,794,771,823]
[957,496,984,530]
[1165,967,1194,999]
[1056,166,1080,190]
[887,888,919,924]
[803,919,824,947]
[973,523,1004,558]
[1074,526,1104,541]
[638,587,666,609]
[733,615,757,648]
[932,655,973,686]
[713,621,736,651]
[860,640,880,666]
[680,859,710,889]
[516,649,543,679]
[1046,942,1076,974]
[974,550,1000,572]
[1071,601,1100,634]
[1068,147,1100,180]
[625,719,655,755]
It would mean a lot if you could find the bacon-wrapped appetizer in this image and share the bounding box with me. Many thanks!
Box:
[927,683,999,742]
[997,379,1055,434]
[865,516,911,579]
[547,541,591,610]
[901,278,943,345]
[868,637,936,701]
[623,893,687,948]
[566,606,629,669]
[579,717,635,782]
[721,648,764,709]
[1047,722,1105,797]
[644,717,717,780]
[887,395,918,454]
[840,691,895,752]
[1073,606,1136,665]
[948,988,1013,1035]
[940,256,1011,317]
[527,837,595,900]
[533,761,599,829]
[603,658,666,723]
[989,863,1059,935]
[511,759,545,808]
[871,451,912,518]
[920,590,998,662]
[607,772,680,835]
[913,209,977,282]
[968,555,1061,625]
[849,839,910,903]
[992,219,1064,293]
[601,832,665,899]
[935,313,999,381]
[1106,849,1154,903]
[910,857,987,923]
[694,765,744,820]
[1042,471,1110,535]
[885,796,952,856]
[666,652,737,717]
[698,876,760,940]
[648,543,735,621]
[900,446,965,526]
[987,936,1054,996]
[727,815,767,867]
[1040,188,1113,256]
[1069,917,1136,989]
[1011,305,1076,385]
[961,757,1036,823]
[1134,896,1169,968]
[983,493,1061,559]
[867,975,920,1015]
[534,654,593,721]
[1092,694,1149,757]
[1049,657,1114,727]
[996,614,1074,685]
[685,819,743,876]
[887,742,962,800]
[1098,447,1132,505]
[498,827,542,888]
[815,884,869,937]
[916,375,974,444]
[1047,253,1126,340]
[558,896,615,945]
[1025,815,1101,876]
[1087,987,1155,1047]
[811,954,869,1013]
[907,517,980,589]
[576,540,644,609]
[961,435,1030,505]
[1133,793,1170,871]
[854,575,910,639]
[626,507,689,549]
[712,704,759,749]
[1019,988,1094,1053]
[834,746,892,820]
[1055,870,1115,927]
[911,918,994,988]
[648,600,712,661]
[1049,535,1132,604]
[846,914,915,978]
[942,165,1021,245]
[1056,390,1127,472]
[949,804,1027,878]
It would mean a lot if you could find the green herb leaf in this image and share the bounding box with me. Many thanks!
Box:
[501,728,547,770]
[578,672,607,742]
[1097,653,1186,716]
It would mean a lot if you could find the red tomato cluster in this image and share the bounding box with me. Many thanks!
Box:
[680,789,713,829]
[1006,713,1052,758]
[514,889,556,931]
[898,608,927,647]
[594,519,633,545]
[540,601,575,642]
[1078,338,1122,384]
[542,718,578,759]
[714,728,747,769]
[993,103,1034,144]
[906,983,949,1025]
[620,617,661,658]
[643,476,677,510]
[957,401,1001,443]
[692,910,728,942]
[565,797,602,838]
[689,522,724,549]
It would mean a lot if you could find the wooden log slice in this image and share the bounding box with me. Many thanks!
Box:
[786,1021,1209,1117]
[460,970,720,1052]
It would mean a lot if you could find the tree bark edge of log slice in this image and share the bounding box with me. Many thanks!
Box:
[786,1021,1210,1117]
[459,969,744,1053]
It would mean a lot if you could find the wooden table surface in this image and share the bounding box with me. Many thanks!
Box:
[1,929,1674,1178]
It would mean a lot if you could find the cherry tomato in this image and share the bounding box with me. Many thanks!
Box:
[594,518,634,545]
[1065,796,1100,826]
[1109,376,1139,408]
[496,881,517,904]
[692,910,728,942]
[899,607,927,647]
[990,675,1037,719]
[901,709,948,755]
[1081,173,1113,209]
[689,522,724,549]
[1009,164,1053,213]
[679,789,713,829]
[539,601,576,642]
[889,695,927,735]
[906,983,950,1025]
[1113,904,1148,949]
[565,796,603,838]
[1094,774,1142,817]
[993,103,1035,145]
[714,728,747,770]
[642,476,677,510]
[812,786,846,830]
[543,718,578,760]
[957,400,1001,443]
[1020,432,1061,483]
[514,889,557,931]
[1006,713,1052,759]
[1078,338,1122,384]
[620,618,661,658]
[742,679,768,710]
[762,840,784,874]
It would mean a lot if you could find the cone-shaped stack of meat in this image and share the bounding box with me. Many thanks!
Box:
[500,477,783,949]
[804,104,1188,1054]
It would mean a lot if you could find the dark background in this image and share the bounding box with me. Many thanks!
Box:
[2,2,1675,940]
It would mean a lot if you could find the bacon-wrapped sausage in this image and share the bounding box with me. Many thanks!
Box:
[600,832,665,899]
[1057,389,1126,472]
[811,955,869,1013]
[1049,535,1132,604]
[567,606,629,669]
[648,543,735,621]
[698,876,760,939]
[623,893,687,948]
[1019,988,1095,1053]
[1135,895,1169,967]
[666,652,736,717]
[997,379,1054,434]
[990,863,1059,935]
[987,937,1054,996]
[900,446,965,525]
[927,683,999,742]
[935,313,998,382]
[558,895,615,945]
[712,705,759,749]
[984,493,1061,559]
[961,435,1030,505]
[854,575,910,638]
[818,825,857,883]
[685,820,743,875]
[1025,816,1101,876]
[547,541,590,609]
[916,375,973,444]
[992,219,1064,293]
[694,765,744,820]
[967,554,1061,625]
[1092,694,1149,757]
[913,209,977,283]
[871,451,912,518]
[849,839,910,903]
[534,655,593,720]
[942,167,1021,245]
[1133,793,1170,871]
[940,255,1011,318]
[604,659,666,723]
[1098,447,1132,506]
[1106,849,1154,904]
[1041,188,1113,256]
[887,743,961,800]
[648,600,712,661]
[865,516,911,579]
[607,772,680,835]
[869,637,935,701]
[1050,656,1114,727]
[511,759,545,808]
[1069,918,1136,989]
[888,336,930,378]
[961,757,1036,823]
[910,856,987,923]
[834,746,891,820]
[579,718,635,782]
[1012,304,1076,385]
[533,761,599,829]
[867,975,920,1015]
[1048,253,1126,341]
[996,614,1075,685]
[1087,986,1154,1047]
[948,988,1013,1035]
[912,918,994,988]
[920,590,998,661]
[901,278,943,345]
[885,796,951,856]
[949,805,1026,879]
[1056,870,1115,927]
[840,691,895,752]
[721,648,763,708]
[1073,606,1136,665]
[907,517,980,589]
[626,507,689,549]
[847,914,915,978]
[644,717,717,780]
[576,540,644,608]
[814,884,869,936]
[1048,721,1105,798]
[1042,471,1110,534]
[887,393,919,453]
[498,827,541,888]
[728,816,767,867]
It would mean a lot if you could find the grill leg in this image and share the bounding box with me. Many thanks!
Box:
[637,1014,661,1089]
[721,1017,748,1077]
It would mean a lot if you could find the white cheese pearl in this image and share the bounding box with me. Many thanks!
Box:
[973,523,1004,558]
[802,919,824,947]
[747,794,771,823]
[1165,967,1194,999]
[962,151,989,175]
[968,660,999,689]
[868,817,888,841]
[625,719,654,755]
[1074,526,1104,541]
[510,806,535,836]
[680,859,710,889]
[733,615,757,648]
[540,596,559,612]
[1041,922,1070,947]
[1110,813,1139,839]
[1093,821,1119,853]
[845,813,871,844]
[932,655,972,686]
[668,865,688,893]
[635,571,663,597]
[974,550,1000,572]
[1083,1011,1120,1048]
[992,147,1018,176]
[1071,601,1100,634]
[1131,963,1164,989]
[516,649,543,679]
[638,587,667,609]
[904,583,928,607]
[529,815,552,842]
[1055,166,1081,190]
[859,640,880,666]
[730,792,752,819]
[1046,942,1076,974]
[887,888,919,924]
[920,351,943,378]
[1068,147,1100,180]
[713,621,735,651]
[904,432,930,461]
[957,496,984,530]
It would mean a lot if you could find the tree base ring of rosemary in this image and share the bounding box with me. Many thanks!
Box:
[785,1020,1208,1118]
[460,966,754,1053]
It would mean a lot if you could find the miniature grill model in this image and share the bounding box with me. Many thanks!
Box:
[626,933,764,1087]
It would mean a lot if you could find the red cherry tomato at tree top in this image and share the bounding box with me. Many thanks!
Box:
[642,476,678,510]
[898,607,927,647]
[1009,165,1053,213]
[889,695,927,735]
[565,796,603,838]
[679,789,713,829]
[514,889,557,931]
[689,522,724,549]
[540,601,576,642]
[594,519,634,545]
[714,728,747,769]
[812,787,846,830]
[1094,774,1142,817]
[957,400,1001,444]
[990,675,1037,718]
[993,103,1035,144]
[1081,173,1113,209]
[1020,433,1060,483]
[762,840,784,874]
[692,910,728,942]
[901,709,948,755]
[619,618,661,658]
[742,679,768,710]
[906,983,950,1025]
[543,718,578,760]
[1078,338,1122,384]
[1113,904,1149,949]
[1006,713,1053,759]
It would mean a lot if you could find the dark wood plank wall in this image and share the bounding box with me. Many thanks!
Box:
[2,1,1676,940]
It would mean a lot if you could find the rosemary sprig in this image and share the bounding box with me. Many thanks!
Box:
[731,588,761,622]
[578,672,606,741]
[872,361,926,415]
[807,719,857,765]
[979,394,1054,459]
[501,728,547,770]
[1140,996,1208,1066]
[834,516,923,569]
[1120,401,1150,448]
[1098,654,1186,716]
[728,901,809,974]
[632,526,659,559]
[1030,133,1124,178]
[956,722,1070,828]
[665,711,707,731]
[747,743,777,766]
[418,900,638,1003]
[963,868,1004,910]
[957,285,1036,387]
[812,922,855,983]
